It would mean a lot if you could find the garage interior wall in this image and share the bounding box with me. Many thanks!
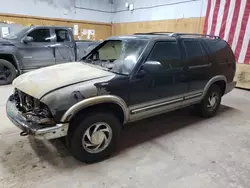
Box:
[0,0,206,39]
[112,0,206,35]
[0,0,113,40]
[0,0,249,88]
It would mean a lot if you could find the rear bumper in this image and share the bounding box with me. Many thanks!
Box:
[6,96,69,140]
[225,81,236,94]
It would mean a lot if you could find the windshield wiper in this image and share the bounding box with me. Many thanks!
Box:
[85,59,111,70]
[84,59,126,75]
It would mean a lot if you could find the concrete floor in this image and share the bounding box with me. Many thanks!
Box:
[0,86,250,188]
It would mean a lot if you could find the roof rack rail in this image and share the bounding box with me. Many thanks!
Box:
[171,33,220,39]
[133,32,220,39]
[134,32,174,35]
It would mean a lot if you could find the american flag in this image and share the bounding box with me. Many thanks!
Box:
[203,0,250,64]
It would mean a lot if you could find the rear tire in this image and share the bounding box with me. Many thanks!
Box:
[0,59,17,85]
[195,85,222,118]
[67,111,121,163]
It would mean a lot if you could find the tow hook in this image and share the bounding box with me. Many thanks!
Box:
[20,131,29,136]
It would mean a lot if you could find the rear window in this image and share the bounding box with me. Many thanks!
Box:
[204,39,235,63]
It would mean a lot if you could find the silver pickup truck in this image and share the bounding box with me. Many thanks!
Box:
[0,26,100,85]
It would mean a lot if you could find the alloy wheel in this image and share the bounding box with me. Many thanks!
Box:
[82,122,112,154]
[0,65,11,81]
[207,92,219,111]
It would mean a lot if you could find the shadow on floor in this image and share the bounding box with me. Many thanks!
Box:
[1,104,238,171]
[118,105,235,152]
[33,105,237,166]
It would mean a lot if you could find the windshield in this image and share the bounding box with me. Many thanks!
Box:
[3,27,30,39]
[84,39,148,75]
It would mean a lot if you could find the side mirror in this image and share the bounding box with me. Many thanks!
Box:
[142,61,163,73]
[136,61,162,78]
[23,36,33,44]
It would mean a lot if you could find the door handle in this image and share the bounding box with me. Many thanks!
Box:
[46,45,54,48]
[45,45,56,57]
[180,73,186,78]
[179,73,187,82]
[46,44,61,48]
[227,61,233,66]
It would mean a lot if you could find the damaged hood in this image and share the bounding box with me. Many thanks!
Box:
[13,62,114,99]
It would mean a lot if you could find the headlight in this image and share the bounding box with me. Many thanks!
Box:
[25,95,33,109]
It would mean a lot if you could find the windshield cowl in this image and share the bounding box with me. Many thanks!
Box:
[81,59,124,75]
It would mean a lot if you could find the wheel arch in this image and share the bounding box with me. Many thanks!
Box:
[0,54,19,71]
[202,75,227,98]
[60,95,129,124]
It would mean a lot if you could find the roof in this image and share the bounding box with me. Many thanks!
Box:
[108,34,176,41]
[30,25,73,29]
[108,32,220,41]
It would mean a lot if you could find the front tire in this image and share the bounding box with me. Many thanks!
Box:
[196,85,222,118]
[67,112,121,163]
[0,59,17,85]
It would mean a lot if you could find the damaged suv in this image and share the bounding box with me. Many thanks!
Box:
[6,33,236,163]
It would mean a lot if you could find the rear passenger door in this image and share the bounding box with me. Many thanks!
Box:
[53,28,75,63]
[182,39,212,98]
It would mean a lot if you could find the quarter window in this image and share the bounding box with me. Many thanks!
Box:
[27,29,51,42]
[147,42,181,69]
[204,39,235,63]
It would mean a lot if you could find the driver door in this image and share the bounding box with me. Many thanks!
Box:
[17,28,55,70]
[129,41,188,118]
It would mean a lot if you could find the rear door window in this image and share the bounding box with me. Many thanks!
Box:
[147,41,182,69]
[183,40,209,66]
[55,29,70,42]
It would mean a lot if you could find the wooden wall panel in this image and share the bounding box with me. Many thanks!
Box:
[112,17,205,36]
[0,13,111,40]
[235,64,250,89]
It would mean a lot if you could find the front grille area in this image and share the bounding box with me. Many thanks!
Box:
[14,89,41,113]
[15,89,35,112]
[13,88,55,125]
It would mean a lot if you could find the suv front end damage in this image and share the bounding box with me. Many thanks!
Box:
[6,89,68,140]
